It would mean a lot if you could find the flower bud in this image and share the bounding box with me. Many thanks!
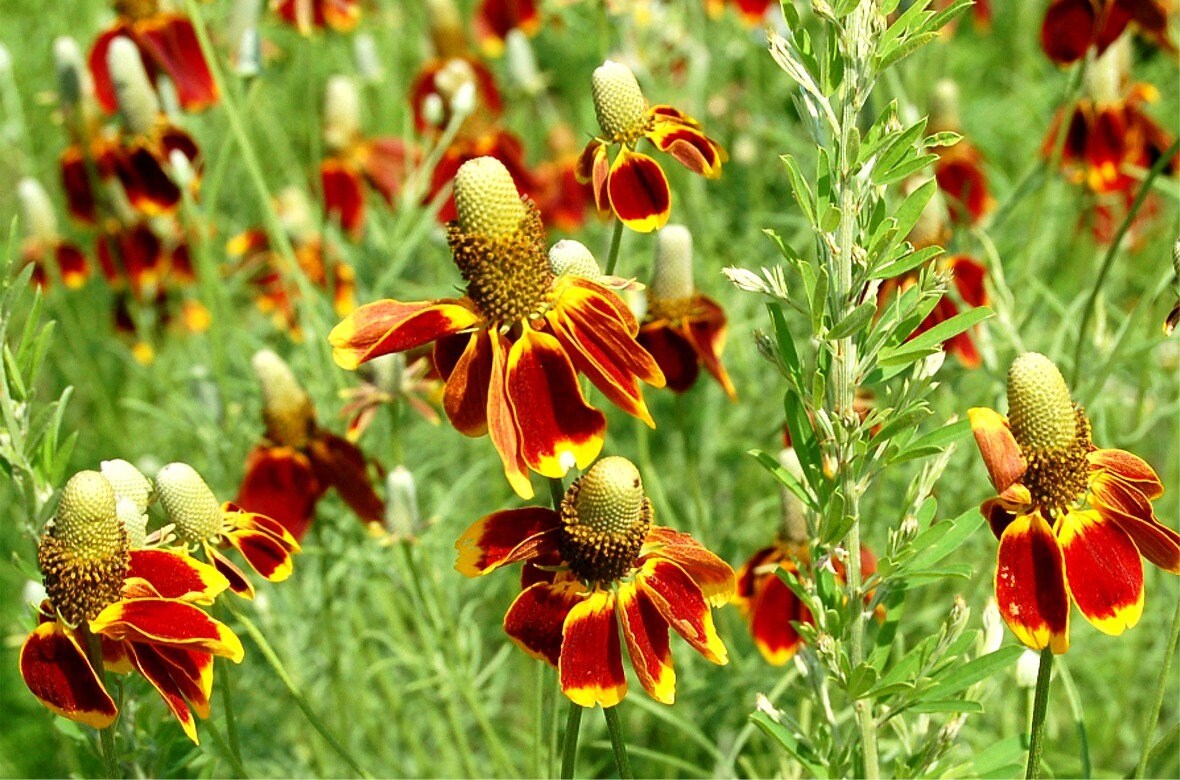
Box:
[155,462,222,544]
[18,178,59,244]
[383,465,421,539]
[323,75,360,153]
[549,240,602,279]
[54,36,92,112]
[778,447,808,543]
[928,78,960,134]
[353,32,384,84]
[650,224,694,302]
[453,156,527,238]
[980,597,1004,656]
[1006,352,1075,452]
[450,80,476,119]
[275,186,317,245]
[101,458,153,514]
[592,60,648,141]
[107,36,159,136]
[117,496,148,549]
[1085,33,1130,104]
[252,349,316,449]
[505,29,544,95]
[1015,649,1042,688]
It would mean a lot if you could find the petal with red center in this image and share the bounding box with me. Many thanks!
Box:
[153,646,214,718]
[223,503,302,550]
[236,445,324,542]
[20,622,117,729]
[321,159,366,238]
[734,546,780,610]
[607,149,671,233]
[636,558,728,664]
[575,140,610,213]
[88,24,135,114]
[444,331,493,436]
[506,328,606,479]
[638,323,701,393]
[981,484,1032,539]
[329,299,479,370]
[475,0,541,56]
[127,549,230,603]
[454,507,561,576]
[1090,472,1180,574]
[639,526,736,606]
[323,0,362,31]
[968,407,1027,493]
[116,144,182,215]
[734,0,774,24]
[1058,510,1144,635]
[995,513,1070,653]
[224,528,295,582]
[559,590,627,708]
[361,137,412,203]
[208,547,256,599]
[1090,449,1164,499]
[683,296,736,399]
[124,641,199,743]
[567,277,642,334]
[1040,0,1097,65]
[649,124,724,178]
[948,256,988,308]
[617,582,675,703]
[487,331,534,498]
[750,565,805,666]
[306,432,385,527]
[504,581,585,667]
[60,146,98,224]
[90,599,245,662]
[55,243,89,289]
[102,637,133,674]
[648,105,701,129]
[136,15,219,111]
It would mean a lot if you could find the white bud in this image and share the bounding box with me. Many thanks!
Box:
[1015,649,1043,689]
[23,579,47,609]
[505,29,544,95]
[980,598,1004,656]
[549,240,602,279]
[422,93,445,127]
[108,36,159,136]
[18,178,58,243]
[117,496,149,549]
[723,266,771,295]
[235,27,262,78]
[275,186,316,244]
[449,80,476,119]
[54,37,92,110]
[323,75,361,152]
[0,43,10,78]
[169,149,195,188]
[383,466,421,539]
[353,32,384,83]
[651,224,695,302]
[101,458,153,514]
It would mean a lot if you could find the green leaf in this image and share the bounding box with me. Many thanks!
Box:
[875,152,940,185]
[898,305,994,355]
[891,179,937,245]
[781,154,817,225]
[927,646,1024,698]
[847,663,880,699]
[925,130,963,149]
[750,711,829,778]
[874,118,927,178]
[903,418,972,454]
[767,302,803,388]
[826,301,877,340]
[906,699,985,714]
[750,449,815,510]
[869,406,933,448]
[810,265,829,334]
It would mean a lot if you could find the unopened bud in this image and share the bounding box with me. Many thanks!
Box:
[1085,34,1130,104]
[421,93,445,127]
[101,458,153,514]
[383,466,421,538]
[116,496,148,549]
[980,597,1004,655]
[54,36,91,111]
[650,224,694,302]
[592,60,648,140]
[453,156,527,238]
[549,240,602,279]
[155,462,222,544]
[275,186,316,244]
[928,79,960,134]
[450,80,476,118]
[778,447,808,542]
[252,349,315,448]
[323,75,360,153]
[1015,649,1042,688]
[18,178,59,243]
[108,36,159,136]
[505,29,544,95]
[353,32,384,83]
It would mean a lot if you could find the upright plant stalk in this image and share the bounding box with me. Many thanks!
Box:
[1135,597,1180,778]
[603,705,634,778]
[1025,648,1054,779]
[559,700,583,779]
[82,630,118,779]
[604,219,625,276]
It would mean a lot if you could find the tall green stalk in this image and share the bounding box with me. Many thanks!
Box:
[1025,648,1054,779]
[603,705,634,779]
[82,629,118,779]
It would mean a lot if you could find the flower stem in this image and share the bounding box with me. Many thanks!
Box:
[1136,596,1180,778]
[604,218,625,276]
[1025,648,1054,779]
[559,700,583,779]
[82,631,118,779]
[1070,138,1179,386]
[603,705,633,779]
[219,647,246,774]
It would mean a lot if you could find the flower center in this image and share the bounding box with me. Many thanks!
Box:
[156,463,223,544]
[253,349,316,448]
[1007,352,1091,516]
[558,457,652,585]
[592,60,651,145]
[449,157,553,324]
[38,471,129,625]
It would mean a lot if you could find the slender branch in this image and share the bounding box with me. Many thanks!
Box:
[1136,597,1180,778]
[603,705,633,779]
[1025,648,1054,779]
[604,219,625,276]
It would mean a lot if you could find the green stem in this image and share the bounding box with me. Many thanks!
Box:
[1055,658,1090,779]
[1025,648,1054,779]
[1070,138,1180,386]
[1136,597,1180,778]
[220,651,245,774]
[603,219,625,276]
[559,700,583,779]
[224,601,373,778]
[603,705,633,778]
[82,631,118,779]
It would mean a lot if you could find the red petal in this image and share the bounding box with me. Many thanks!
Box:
[504,581,584,667]
[116,144,182,215]
[750,565,805,666]
[1059,510,1144,635]
[639,526,736,607]
[995,513,1070,653]
[443,331,493,436]
[322,159,366,238]
[454,506,561,576]
[90,599,245,662]
[305,432,385,526]
[636,558,728,664]
[330,299,479,370]
[558,590,627,707]
[60,146,98,224]
[1090,448,1164,498]
[1040,0,1097,65]
[638,322,701,393]
[88,24,134,114]
[1089,470,1180,574]
[735,546,781,609]
[968,407,1027,493]
[20,622,117,729]
[506,328,606,479]
[224,528,295,582]
[223,503,302,549]
[153,645,214,718]
[649,123,724,178]
[124,642,199,743]
[682,295,736,399]
[361,137,412,203]
[136,15,219,112]
[487,330,534,498]
[54,243,89,289]
[235,446,324,541]
[617,583,675,703]
[208,547,256,599]
[127,549,230,603]
[475,0,541,56]
[607,149,671,233]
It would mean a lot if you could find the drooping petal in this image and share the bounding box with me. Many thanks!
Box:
[936,147,993,225]
[995,513,1070,654]
[1058,510,1144,635]
[682,295,736,400]
[236,445,325,542]
[20,622,117,729]
[1090,470,1180,574]
[54,242,89,288]
[575,139,610,214]
[981,483,1032,539]
[1090,449,1164,499]
[223,528,295,582]
[749,565,805,666]
[90,599,245,662]
[607,148,671,233]
[559,590,627,708]
[207,547,256,599]
[153,646,214,719]
[329,299,479,370]
[1040,0,1097,65]
[126,549,230,604]
[638,322,700,393]
[60,146,98,224]
[115,144,182,215]
[360,137,413,203]
[454,506,561,576]
[222,503,302,550]
[136,14,219,111]
[321,158,366,238]
[968,407,1027,493]
[648,122,724,178]
[734,546,781,612]
[88,23,136,114]
[487,330,533,498]
[443,331,493,436]
[504,581,585,667]
[617,582,675,703]
[505,328,605,479]
[124,641,199,743]
[475,0,541,56]
[636,558,728,664]
[305,432,385,527]
[639,526,736,607]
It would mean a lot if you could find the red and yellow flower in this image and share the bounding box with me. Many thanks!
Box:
[88,0,217,114]
[155,462,301,599]
[705,0,775,26]
[637,225,736,398]
[330,157,665,498]
[577,60,725,233]
[17,178,88,289]
[475,0,541,57]
[1040,0,1172,65]
[969,352,1179,653]
[455,456,735,706]
[19,471,243,742]
[273,0,361,34]
[237,350,385,540]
